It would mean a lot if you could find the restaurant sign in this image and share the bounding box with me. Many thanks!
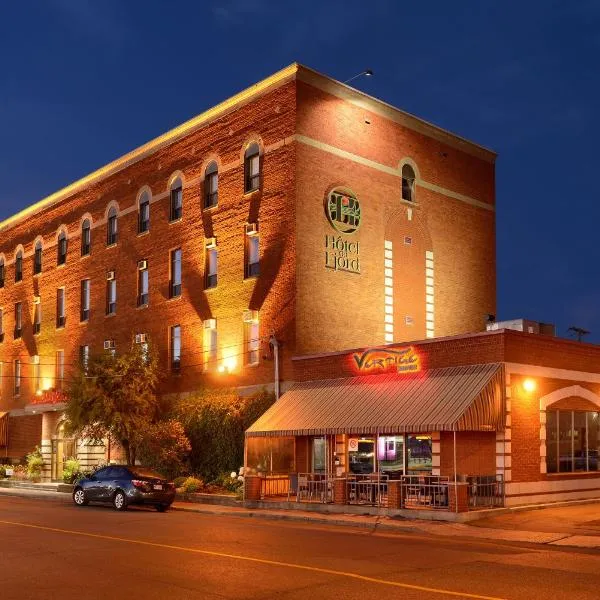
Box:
[324,188,361,274]
[351,345,421,375]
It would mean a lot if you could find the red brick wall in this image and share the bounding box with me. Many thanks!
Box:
[0,80,298,409]
[6,414,42,460]
[440,431,496,476]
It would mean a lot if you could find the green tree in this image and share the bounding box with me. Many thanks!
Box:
[137,419,191,479]
[65,342,160,465]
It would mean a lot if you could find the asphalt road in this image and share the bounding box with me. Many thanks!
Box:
[2,496,600,599]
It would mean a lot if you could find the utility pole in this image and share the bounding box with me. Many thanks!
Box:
[568,326,590,342]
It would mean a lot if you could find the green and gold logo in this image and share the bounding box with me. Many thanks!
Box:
[325,189,361,234]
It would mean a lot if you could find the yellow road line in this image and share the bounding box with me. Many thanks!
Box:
[0,519,507,600]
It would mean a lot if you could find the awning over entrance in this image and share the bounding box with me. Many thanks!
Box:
[0,412,8,447]
[246,363,504,437]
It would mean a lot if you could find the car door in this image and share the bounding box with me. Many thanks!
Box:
[85,467,110,501]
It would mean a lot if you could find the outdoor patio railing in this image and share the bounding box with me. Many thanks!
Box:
[401,475,450,509]
[467,474,504,508]
[259,474,289,499]
[346,474,388,506]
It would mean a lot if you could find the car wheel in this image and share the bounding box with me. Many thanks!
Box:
[156,504,170,512]
[73,487,88,506]
[113,490,128,511]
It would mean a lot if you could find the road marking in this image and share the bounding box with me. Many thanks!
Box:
[0,519,507,599]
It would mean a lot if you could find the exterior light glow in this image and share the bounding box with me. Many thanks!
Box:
[523,378,537,393]
[35,389,42,396]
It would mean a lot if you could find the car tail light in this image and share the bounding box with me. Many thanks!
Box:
[132,479,151,492]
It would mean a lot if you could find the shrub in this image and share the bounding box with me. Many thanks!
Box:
[174,389,275,482]
[26,447,44,481]
[181,477,204,494]
[62,457,81,484]
[0,465,5,479]
[213,471,244,494]
[137,419,191,480]
[173,476,187,489]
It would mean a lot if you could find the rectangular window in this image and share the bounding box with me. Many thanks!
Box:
[138,261,149,306]
[377,436,405,475]
[406,434,433,474]
[32,355,40,393]
[33,298,41,335]
[56,350,64,390]
[205,245,218,289]
[79,345,89,373]
[203,320,217,370]
[170,325,181,372]
[0,260,4,287]
[81,223,91,256]
[0,308,4,342]
[34,246,42,274]
[244,311,259,366]
[245,231,260,278]
[205,169,218,208]
[14,359,20,396]
[106,277,116,315]
[547,410,600,473]
[56,288,65,328]
[80,279,90,321]
[15,254,22,282]
[139,199,150,233]
[169,249,182,298]
[170,186,183,221]
[14,302,22,338]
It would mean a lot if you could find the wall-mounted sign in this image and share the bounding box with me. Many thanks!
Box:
[324,188,361,274]
[348,438,359,452]
[325,189,361,234]
[351,345,421,374]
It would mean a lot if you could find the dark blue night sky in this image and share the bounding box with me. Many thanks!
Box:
[1,1,599,340]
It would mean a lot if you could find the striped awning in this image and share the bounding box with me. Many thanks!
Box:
[0,412,8,447]
[246,363,504,437]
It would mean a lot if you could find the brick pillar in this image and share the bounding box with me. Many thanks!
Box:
[244,475,262,501]
[387,480,404,509]
[448,482,469,512]
[333,478,347,504]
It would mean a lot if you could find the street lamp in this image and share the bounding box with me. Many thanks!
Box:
[344,69,374,85]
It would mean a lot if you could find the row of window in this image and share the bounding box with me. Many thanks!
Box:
[0,235,259,338]
[0,142,262,287]
[1,315,259,397]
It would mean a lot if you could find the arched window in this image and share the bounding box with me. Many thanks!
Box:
[169,177,183,222]
[204,162,218,209]
[244,142,260,193]
[401,164,416,202]
[57,230,68,265]
[0,256,5,287]
[107,206,118,246]
[81,219,91,256]
[138,191,150,233]
[15,249,23,282]
[34,240,43,275]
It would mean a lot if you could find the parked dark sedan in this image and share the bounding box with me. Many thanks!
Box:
[72,466,175,511]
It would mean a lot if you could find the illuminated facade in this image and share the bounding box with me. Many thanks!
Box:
[0,64,496,478]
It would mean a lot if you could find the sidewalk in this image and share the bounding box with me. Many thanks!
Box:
[2,485,600,549]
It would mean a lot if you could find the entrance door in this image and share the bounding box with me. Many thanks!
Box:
[51,421,76,482]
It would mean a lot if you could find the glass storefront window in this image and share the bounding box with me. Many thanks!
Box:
[312,437,326,473]
[546,410,600,473]
[246,437,295,474]
[406,434,432,473]
[349,437,375,474]
[377,435,404,475]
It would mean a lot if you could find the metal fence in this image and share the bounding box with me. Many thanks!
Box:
[259,475,289,499]
[401,475,450,509]
[346,474,388,506]
[288,473,333,503]
[467,474,504,508]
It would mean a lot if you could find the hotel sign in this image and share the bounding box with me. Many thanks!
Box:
[351,346,421,374]
[324,189,361,274]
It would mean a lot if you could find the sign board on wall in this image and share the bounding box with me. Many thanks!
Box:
[350,345,421,375]
[324,188,361,274]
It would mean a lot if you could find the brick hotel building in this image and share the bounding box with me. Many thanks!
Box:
[0,63,496,480]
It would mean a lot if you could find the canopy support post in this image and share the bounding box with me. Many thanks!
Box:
[453,430,458,513]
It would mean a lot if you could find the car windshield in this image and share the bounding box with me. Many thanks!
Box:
[129,468,164,479]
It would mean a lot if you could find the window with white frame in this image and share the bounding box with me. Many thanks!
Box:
[14,302,22,338]
[81,279,90,321]
[56,288,65,328]
[15,250,23,282]
[34,240,43,274]
[204,162,218,209]
[33,297,41,335]
[245,225,259,278]
[138,191,150,233]
[81,219,91,256]
[138,260,149,306]
[170,325,181,372]
[106,273,116,315]
[107,207,118,246]
[243,311,259,366]
[205,241,218,289]
[170,178,183,222]
[170,249,182,298]
[57,230,68,265]
[203,319,217,370]
[244,142,260,193]
[14,359,21,396]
